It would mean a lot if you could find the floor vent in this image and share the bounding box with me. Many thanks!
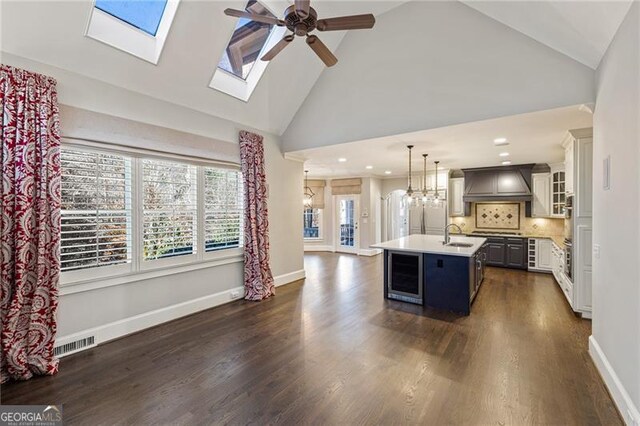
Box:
[54,336,96,357]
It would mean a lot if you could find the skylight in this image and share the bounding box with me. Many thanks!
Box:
[86,0,180,64]
[209,0,285,101]
[217,1,276,80]
[95,0,168,36]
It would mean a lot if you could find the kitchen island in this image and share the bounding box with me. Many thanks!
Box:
[372,234,487,315]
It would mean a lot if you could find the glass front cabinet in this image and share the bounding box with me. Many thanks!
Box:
[551,164,566,218]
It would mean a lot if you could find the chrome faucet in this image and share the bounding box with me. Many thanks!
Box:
[443,223,463,245]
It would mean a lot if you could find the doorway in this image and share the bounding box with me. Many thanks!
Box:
[335,195,359,254]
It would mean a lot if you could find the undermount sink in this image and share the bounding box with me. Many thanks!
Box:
[446,242,474,248]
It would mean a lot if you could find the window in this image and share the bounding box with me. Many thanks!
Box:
[204,167,243,252]
[60,148,132,274]
[303,208,322,239]
[142,159,198,262]
[60,143,244,286]
[217,1,276,80]
[209,0,286,101]
[95,0,168,36]
[86,0,180,64]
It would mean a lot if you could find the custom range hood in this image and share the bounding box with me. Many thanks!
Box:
[461,164,535,213]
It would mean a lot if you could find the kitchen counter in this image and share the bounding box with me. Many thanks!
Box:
[463,233,564,247]
[377,235,488,315]
[371,234,487,257]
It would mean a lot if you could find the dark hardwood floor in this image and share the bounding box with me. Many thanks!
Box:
[2,253,621,425]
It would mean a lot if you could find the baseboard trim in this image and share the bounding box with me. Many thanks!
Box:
[274,269,306,287]
[589,335,640,425]
[55,284,245,356]
[56,269,306,357]
[359,248,383,256]
[304,245,334,252]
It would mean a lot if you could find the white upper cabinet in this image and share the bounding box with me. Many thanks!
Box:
[449,177,465,217]
[424,171,449,191]
[563,135,575,195]
[532,173,550,217]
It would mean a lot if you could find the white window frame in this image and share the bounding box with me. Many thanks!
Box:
[139,157,199,271]
[209,0,286,102]
[85,0,180,65]
[60,145,134,284]
[60,139,244,291]
[303,207,323,241]
[201,166,244,261]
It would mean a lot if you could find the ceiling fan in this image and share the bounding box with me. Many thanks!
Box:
[224,0,376,67]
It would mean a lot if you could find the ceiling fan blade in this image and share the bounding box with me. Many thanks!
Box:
[294,0,310,17]
[306,35,337,67]
[224,8,285,26]
[316,14,375,31]
[261,35,295,61]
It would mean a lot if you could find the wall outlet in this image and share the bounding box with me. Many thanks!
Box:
[230,290,241,299]
[593,244,601,259]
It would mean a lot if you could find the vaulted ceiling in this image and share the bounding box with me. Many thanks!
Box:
[0,0,632,148]
[0,0,403,136]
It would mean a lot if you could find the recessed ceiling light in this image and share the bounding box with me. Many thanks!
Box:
[494,138,508,145]
[502,161,511,165]
[338,158,347,162]
[499,152,510,157]
[365,165,373,169]
[384,170,392,175]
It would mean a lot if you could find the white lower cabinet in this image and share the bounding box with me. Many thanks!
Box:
[528,238,553,272]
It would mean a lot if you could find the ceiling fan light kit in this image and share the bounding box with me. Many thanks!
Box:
[224,1,375,67]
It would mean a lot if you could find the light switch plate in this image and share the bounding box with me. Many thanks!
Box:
[593,244,601,259]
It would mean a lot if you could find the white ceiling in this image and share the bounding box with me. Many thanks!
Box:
[291,105,593,178]
[462,0,633,69]
[0,0,630,141]
[0,0,402,136]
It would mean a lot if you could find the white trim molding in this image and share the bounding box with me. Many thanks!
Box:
[274,269,306,287]
[304,244,335,252]
[56,268,307,357]
[56,284,245,356]
[589,336,640,426]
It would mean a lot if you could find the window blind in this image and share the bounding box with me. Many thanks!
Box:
[60,148,132,271]
[204,167,243,251]
[142,158,198,260]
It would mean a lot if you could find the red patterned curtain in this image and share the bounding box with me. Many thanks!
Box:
[239,130,274,301]
[0,65,61,383]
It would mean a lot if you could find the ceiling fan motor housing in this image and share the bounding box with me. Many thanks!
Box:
[285,5,318,36]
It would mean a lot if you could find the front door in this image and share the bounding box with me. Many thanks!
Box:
[336,195,359,254]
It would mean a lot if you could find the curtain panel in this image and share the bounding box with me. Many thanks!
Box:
[0,65,61,383]
[239,131,274,301]
[306,179,325,209]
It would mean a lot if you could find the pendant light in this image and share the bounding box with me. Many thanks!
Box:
[421,154,429,203]
[303,170,315,207]
[433,160,441,205]
[404,145,415,204]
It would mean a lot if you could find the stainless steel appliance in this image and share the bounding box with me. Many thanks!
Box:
[387,251,423,305]
[564,195,573,241]
[564,239,573,282]
[564,195,573,282]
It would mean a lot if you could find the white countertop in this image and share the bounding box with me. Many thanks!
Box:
[371,234,487,257]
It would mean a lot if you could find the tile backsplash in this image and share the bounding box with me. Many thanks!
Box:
[450,202,564,237]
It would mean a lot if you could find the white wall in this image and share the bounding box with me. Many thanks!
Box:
[591,3,640,424]
[282,1,595,152]
[1,53,304,341]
